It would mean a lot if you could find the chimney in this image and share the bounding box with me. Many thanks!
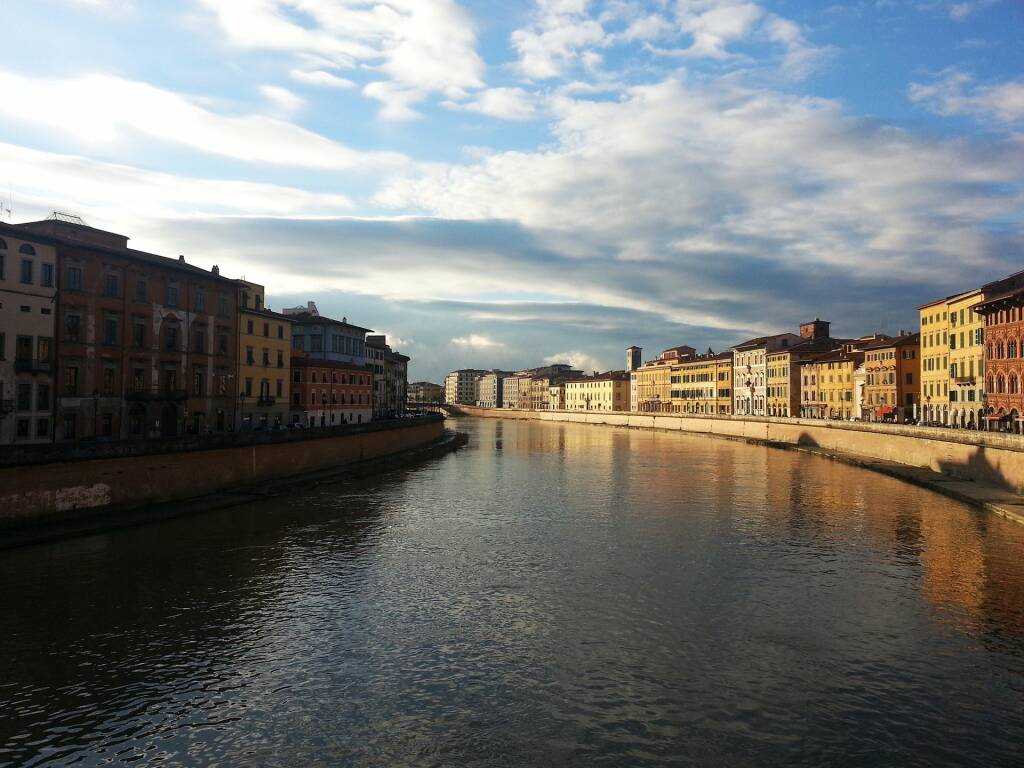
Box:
[178,254,186,263]
[211,265,220,275]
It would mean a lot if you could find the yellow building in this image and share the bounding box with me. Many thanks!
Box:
[801,349,863,420]
[236,280,292,429]
[564,371,629,411]
[632,345,696,412]
[947,289,986,428]
[919,295,951,425]
[669,352,733,415]
[767,340,837,418]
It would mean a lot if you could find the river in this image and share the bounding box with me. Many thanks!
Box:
[1,417,1023,767]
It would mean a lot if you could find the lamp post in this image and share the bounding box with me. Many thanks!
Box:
[92,389,100,439]
[321,394,328,427]
[239,392,247,431]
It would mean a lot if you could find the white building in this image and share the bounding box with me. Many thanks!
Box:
[444,369,487,405]
[732,333,803,416]
[501,375,528,408]
[476,370,511,408]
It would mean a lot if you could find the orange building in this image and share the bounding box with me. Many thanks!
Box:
[289,355,373,427]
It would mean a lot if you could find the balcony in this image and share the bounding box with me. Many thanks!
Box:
[954,376,976,386]
[14,357,53,374]
[257,396,276,407]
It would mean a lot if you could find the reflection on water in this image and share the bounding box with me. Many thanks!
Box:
[1,418,1023,767]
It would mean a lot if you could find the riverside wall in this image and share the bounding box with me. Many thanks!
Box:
[0,417,445,530]
[454,406,1024,494]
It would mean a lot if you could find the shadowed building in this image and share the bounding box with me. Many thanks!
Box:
[947,289,986,429]
[918,295,952,426]
[408,381,443,405]
[289,355,373,426]
[236,280,292,430]
[632,345,696,413]
[445,369,487,405]
[0,225,57,444]
[799,348,864,420]
[14,215,239,440]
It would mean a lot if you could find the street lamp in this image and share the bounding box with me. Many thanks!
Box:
[239,392,247,431]
[321,394,328,427]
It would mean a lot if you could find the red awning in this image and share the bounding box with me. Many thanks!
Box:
[875,406,896,416]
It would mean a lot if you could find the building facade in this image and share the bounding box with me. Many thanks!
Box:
[289,356,373,426]
[668,352,733,415]
[445,369,486,405]
[236,280,292,430]
[16,217,239,441]
[564,371,629,411]
[408,381,443,404]
[947,289,985,429]
[976,271,1024,431]
[0,225,57,444]
[766,338,838,419]
[919,296,951,426]
[501,375,528,408]
[732,333,804,416]
[476,370,511,409]
[862,333,921,422]
[285,302,371,368]
[366,335,409,419]
[800,350,864,420]
[632,346,696,413]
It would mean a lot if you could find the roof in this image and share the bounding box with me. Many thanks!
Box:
[240,305,292,322]
[286,311,373,334]
[862,333,920,350]
[976,286,1024,313]
[916,288,980,311]
[799,348,863,365]
[673,351,733,367]
[566,370,629,383]
[1,220,239,286]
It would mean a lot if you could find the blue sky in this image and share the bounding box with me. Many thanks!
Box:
[2,0,1022,381]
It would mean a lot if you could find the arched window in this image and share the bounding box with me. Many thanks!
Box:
[18,243,35,256]
[1009,341,1018,359]
[998,342,1005,359]
[0,237,7,250]
[997,376,1006,394]
[987,377,995,394]
[1011,376,1020,395]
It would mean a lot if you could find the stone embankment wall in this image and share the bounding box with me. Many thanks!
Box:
[454,406,1024,494]
[0,417,445,529]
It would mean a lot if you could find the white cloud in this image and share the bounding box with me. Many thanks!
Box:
[452,334,505,349]
[910,70,1024,125]
[0,72,405,170]
[544,350,606,372]
[196,0,484,119]
[0,141,353,224]
[511,1,607,79]
[674,1,764,60]
[260,84,305,113]
[443,88,538,120]
[289,69,356,89]
[948,0,997,20]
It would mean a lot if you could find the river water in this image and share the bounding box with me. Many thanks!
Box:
[1,417,1023,767]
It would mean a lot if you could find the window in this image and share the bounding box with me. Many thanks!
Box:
[263,322,269,337]
[218,333,228,355]
[262,349,270,366]
[218,294,229,317]
[65,313,81,342]
[16,419,30,439]
[133,368,145,392]
[63,413,77,440]
[194,329,206,353]
[166,325,178,350]
[245,378,253,396]
[37,337,51,363]
[195,290,205,312]
[246,346,255,364]
[247,319,254,334]
[0,332,4,360]
[193,370,204,396]
[102,413,113,438]
[19,243,35,256]
[166,285,178,307]
[67,266,83,290]
[311,335,323,353]
[20,259,33,284]
[133,321,146,348]
[17,382,32,411]
[104,317,119,345]
[278,325,284,339]
[65,365,79,396]
[130,413,144,436]
[15,335,32,362]
[104,273,119,297]
[41,263,54,287]
[102,367,116,396]
[135,279,147,302]
[276,379,283,397]
[36,418,49,438]
[277,350,284,368]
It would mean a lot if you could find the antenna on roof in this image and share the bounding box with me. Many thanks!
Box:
[0,187,11,222]
[47,211,89,226]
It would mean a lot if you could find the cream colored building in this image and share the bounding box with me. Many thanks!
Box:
[444,369,486,405]
[669,352,733,415]
[632,345,696,412]
[947,289,986,428]
[732,333,803,416]
[564,371,629,411]
[919,295,951,425]
[547,383,565,410]
[502,375,528,408]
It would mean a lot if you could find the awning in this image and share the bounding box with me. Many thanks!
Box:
[875,406,896,417]
[984,414,1007,421]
